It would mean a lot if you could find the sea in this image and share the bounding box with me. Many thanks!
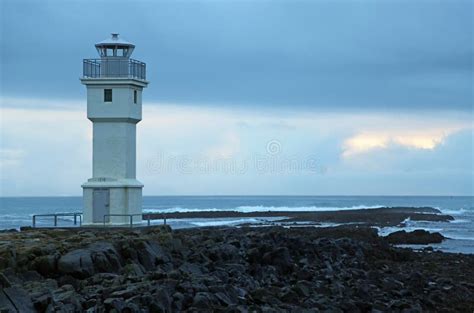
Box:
[1,196,473,254]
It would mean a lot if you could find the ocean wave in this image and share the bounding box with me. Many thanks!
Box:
[191,218,263,227]
[143,205,384,214]
[444,235,474,241]
[450,219,471,224]
[439,208,467,216]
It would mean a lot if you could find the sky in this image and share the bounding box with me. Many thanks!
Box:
[0,0,473,196]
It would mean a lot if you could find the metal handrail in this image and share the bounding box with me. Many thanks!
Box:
[103,214,143,228]
[142,213,167,226]
[83,58,146,80]
[30,212,168,228]
[32,213,82,228]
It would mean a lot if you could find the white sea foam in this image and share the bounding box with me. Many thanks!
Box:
[143,205,384,214]
[439,208,467,216]
[191,218,262,227]
[443,235,474,241]
[449,219,470,224]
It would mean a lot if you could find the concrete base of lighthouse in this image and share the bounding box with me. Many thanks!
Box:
[82,178,143,225]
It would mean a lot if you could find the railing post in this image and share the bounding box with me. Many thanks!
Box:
[74,214,77,225]
[103,215,107,227]
[130,215,133,228]
[54,215,57,227]
[33,215,36,228]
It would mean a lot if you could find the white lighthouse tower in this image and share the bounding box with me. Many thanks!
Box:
[81,33,148,225]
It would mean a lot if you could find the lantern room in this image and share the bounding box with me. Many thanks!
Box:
[95,33,135,58]
[83,33,146,80]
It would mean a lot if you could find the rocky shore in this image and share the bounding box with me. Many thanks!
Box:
[1,223,473,312]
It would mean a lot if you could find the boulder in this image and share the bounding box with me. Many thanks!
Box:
[58,248,95,278]
[262,247,293,273]
[386,230,445,245]
[121,263,146,277]
[58,242,122,278]
[134,241,171,270]
[192,292,218,309]
[89,242,122,273]
[1,286,35,313]
[34,254,59,276]
[179,262,204,276]
[208,243,240,261]
[0,273,11,288]
[148,288,171,312]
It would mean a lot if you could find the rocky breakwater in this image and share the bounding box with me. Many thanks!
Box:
[1,225,474,312]
[145,206,454,227]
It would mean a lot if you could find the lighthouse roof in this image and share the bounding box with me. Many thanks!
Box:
[95,33,135,48]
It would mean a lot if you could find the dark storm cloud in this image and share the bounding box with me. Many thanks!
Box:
[1,0,472,111]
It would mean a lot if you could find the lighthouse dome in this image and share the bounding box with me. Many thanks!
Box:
[95,33,135,58]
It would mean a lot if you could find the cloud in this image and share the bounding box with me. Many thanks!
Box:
[393,134,445,150]
[342,128,464,158]
[0,97,84,110]
[1,97,472,196]
[1,0,472,112]
[205,132,241,159]
[0,148,25,168]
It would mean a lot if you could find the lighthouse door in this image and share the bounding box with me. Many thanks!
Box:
[92,188,110,223]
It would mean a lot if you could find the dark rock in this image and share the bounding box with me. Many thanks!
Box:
[34,254,59,276]
[250,288,269,303]
[172,292,185,311]
[262,247,293,273]
[110,285,140,299]
[122,302,141,313]
[51,284,82,310]
[0,290,17,312]
[1,221,474,312]
[58,242,122,278]
[58,248,95,278]
[215,291,235,306]
[209,243,239,261]
[21,270,43,282]
[386,230,445,245]
[121,263,146,277]
[89,242,122,273]
[179,262,204,276]
[138,241,171,270]
[193,292,217,308]
[104,297,126,311]
[246,247,261,264]
[2,286,36,312]
[223,263,246,277]
[0,273,11,288]
[0,229,17,233]
[293,281,312,297]
[31,292,51,312]
[279,288,299,304]
[151,287,171,312]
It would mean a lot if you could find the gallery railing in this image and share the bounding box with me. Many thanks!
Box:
[83,58,146,80]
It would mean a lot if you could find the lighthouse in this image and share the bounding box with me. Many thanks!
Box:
[81,34,148,225]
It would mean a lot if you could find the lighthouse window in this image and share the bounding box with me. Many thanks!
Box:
[104,89,112,102]
[134,90,137,104]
